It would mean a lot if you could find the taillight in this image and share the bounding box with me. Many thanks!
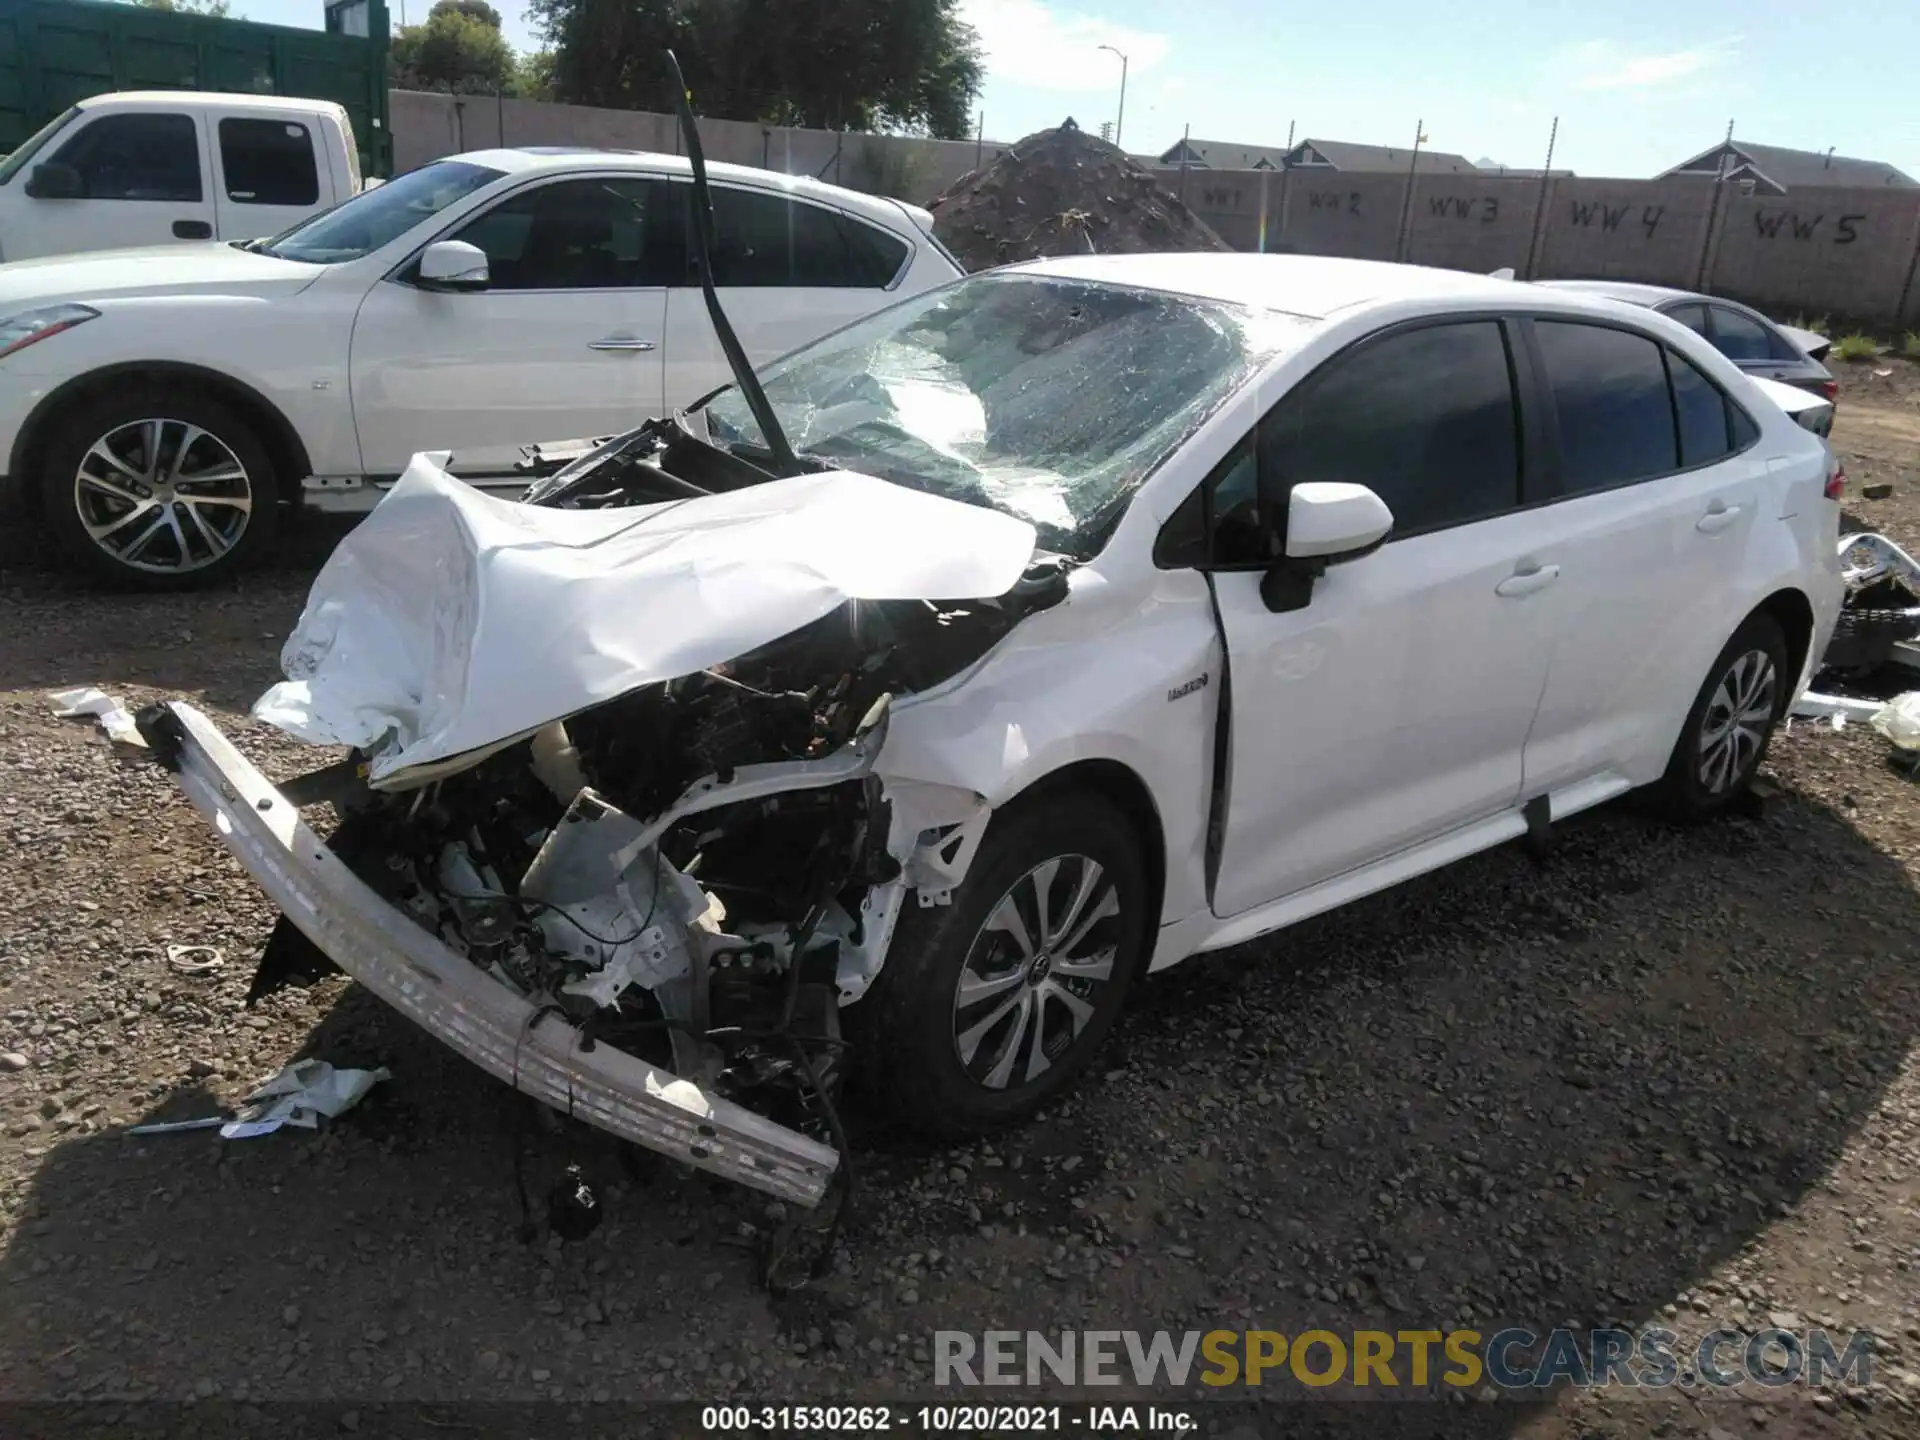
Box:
[1819,379,1839,401]
[1824,451,1846,500]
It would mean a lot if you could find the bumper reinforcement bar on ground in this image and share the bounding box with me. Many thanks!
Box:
[137,701,840,1208]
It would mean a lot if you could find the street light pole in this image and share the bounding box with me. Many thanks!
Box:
[1097,44,1128,148]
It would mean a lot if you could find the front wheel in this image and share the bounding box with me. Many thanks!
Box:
[1657,611,1789,820]
[859,791,1150,1137]
[38,387,280,589]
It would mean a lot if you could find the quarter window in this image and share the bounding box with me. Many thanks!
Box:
[1667,348,1736,467]
[1534,321,1677,494]
[219,118,319,206]
[446,177,681,290]
[703,186,909,287]
[48,112,201,203]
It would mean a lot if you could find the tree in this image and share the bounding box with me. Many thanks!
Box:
[390,5,516,95]
[528,0,983,140]
[429,0,503,27]
[129,0,234,15]
[515,49,559,102]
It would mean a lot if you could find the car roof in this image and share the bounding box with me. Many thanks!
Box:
[1002,252,1620,321]
[446,147,911,228]
[79,90,345,117]
[1536,279,1705,309]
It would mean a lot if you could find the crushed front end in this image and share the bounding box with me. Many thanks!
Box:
[137,448,1069,1208]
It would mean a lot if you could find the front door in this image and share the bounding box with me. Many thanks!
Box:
[1196,318,1559,915]
[349,174,676,477]
[661,181,914,409]
[9,109,215,260]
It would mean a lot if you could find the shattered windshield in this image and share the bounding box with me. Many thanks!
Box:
[254,159,504,264]
[701,273,1301,559]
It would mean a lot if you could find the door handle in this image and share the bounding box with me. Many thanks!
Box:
[172,219,212,240]
[1696,501,1743,534]
[1495,563,1561,599]
[587,336,656,352]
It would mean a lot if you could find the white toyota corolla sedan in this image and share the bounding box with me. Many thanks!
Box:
[136,253,1846,1210]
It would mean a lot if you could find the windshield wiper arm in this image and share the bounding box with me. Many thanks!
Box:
[664,48,801,479]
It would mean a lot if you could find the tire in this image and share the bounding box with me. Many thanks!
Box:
[1656,611,1790,820]
[859,791,1150,1137]
[37,386,280,590]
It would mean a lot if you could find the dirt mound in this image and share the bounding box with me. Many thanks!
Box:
[928,119,1232,272]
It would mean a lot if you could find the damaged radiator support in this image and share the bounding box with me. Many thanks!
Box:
[138,700,844,1206]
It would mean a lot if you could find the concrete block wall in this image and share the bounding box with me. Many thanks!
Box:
[389,88,1006,204]
[388,90,1920,325]
[1173,164,1920,326]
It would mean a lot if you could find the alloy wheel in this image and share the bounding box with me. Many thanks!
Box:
[1697,647,1777,795]
[951,854,1124,1091]
[71,418,253,576]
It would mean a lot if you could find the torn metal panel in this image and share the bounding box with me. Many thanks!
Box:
[253,451,1037,787]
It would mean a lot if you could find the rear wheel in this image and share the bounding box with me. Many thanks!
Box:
[38,387,279,589]
[1657,612,1789,820]
[860,791,1149,1137]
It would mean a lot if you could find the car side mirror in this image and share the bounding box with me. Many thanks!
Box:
[416,239,490,292]
[24,162,83,200]
[1259,482,1394,613]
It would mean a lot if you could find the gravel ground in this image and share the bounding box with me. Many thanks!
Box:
[4,370,1920,1438]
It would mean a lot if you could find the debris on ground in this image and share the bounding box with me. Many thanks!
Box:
[1824,531,1920,675]
[928,118,1231,272]
[1869,692,1920,770]
[127,1059,391,1140]
[165,945,224,977]
[46,686,142,747]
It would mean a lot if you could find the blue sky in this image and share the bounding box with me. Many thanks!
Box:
[227,0,1920,179]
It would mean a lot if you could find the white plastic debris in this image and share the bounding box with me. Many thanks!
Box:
[165,945,224,977]
[1791,692,1887,725]
[126,1059,391,1140]
[47,686,143,747]
[1869,692,1920,751]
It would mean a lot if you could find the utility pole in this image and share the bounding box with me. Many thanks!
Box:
[1394,118,1427,263]
[1097,44,1128,148]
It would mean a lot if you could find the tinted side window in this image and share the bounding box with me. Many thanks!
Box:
[447,178,680,290]
[1264,320,1520,538]
[705,187,909,287]
[50,113,201,202]
[1666,303,1709,335]
[1707,306,1774,363]
[1667,348,1733,467]
[219,118,318,206]
[1535,321,1677,493]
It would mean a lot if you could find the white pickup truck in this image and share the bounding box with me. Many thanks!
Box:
[0,91,367,263]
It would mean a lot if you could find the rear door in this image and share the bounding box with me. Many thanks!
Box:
[661,182,915,409]
[1517,319,1768,796]
[12,108,214,258]
[349,173,677,477]
[211,113,337,243]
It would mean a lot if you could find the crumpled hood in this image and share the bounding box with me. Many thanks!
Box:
[254,452,1038,785]
[0,242,321,310]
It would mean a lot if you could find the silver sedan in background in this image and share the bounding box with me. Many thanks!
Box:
[1540,280,1837,403]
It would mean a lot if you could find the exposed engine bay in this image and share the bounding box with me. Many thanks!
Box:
[258,483,1073,1153]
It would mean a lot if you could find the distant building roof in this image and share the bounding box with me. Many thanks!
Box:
[1157,134,1483,175]
[1157,137,1290,170]
[1283,137,1479,175]
[1659,140,1917,193]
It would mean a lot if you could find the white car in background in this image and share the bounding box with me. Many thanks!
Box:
[0,147,960,586]
[140,254,1846,1206]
